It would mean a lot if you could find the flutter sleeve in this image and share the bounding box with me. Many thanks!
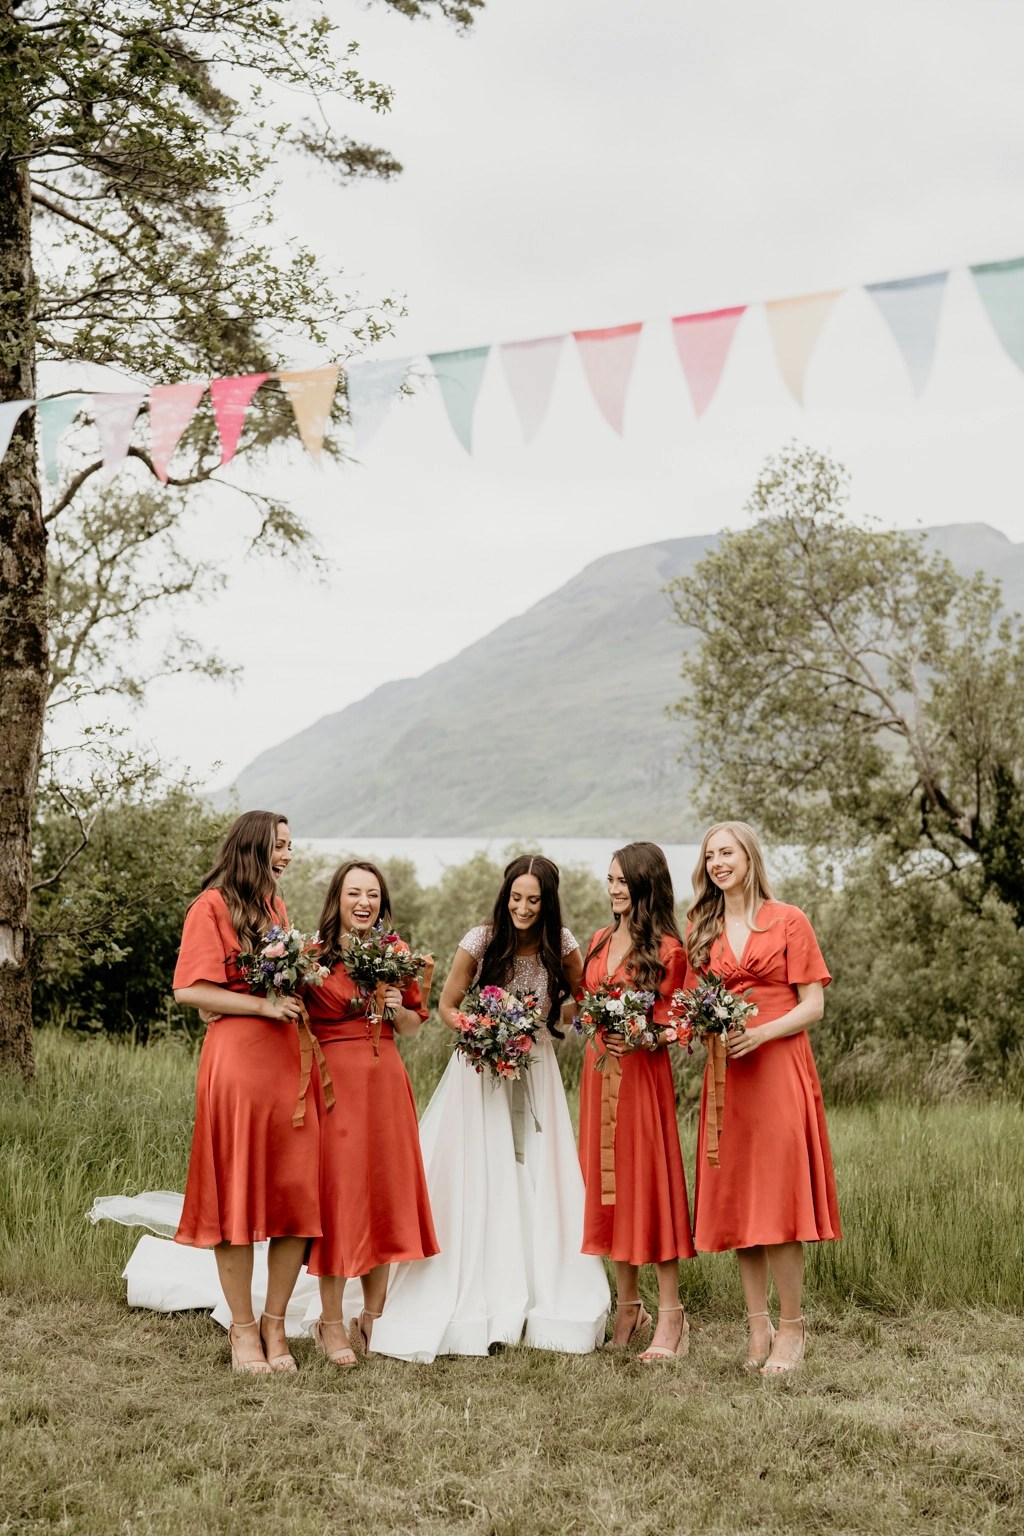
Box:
[173,889,234,989]
[783,905,831,988]
[653,937,687,1027]
[401,976,429,1022]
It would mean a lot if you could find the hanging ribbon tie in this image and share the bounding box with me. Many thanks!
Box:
[599,1049,623,1204]
[703,1035,728,1167]
[292,1007,335,1128]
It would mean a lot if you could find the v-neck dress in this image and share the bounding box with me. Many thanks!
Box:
[578,929,695,1265]
[686,901,841,1252]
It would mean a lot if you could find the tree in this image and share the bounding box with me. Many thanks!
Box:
[667,442,1024,922]
[0,0,483,1078]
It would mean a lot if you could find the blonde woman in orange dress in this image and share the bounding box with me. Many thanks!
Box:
[684,821,840,1374]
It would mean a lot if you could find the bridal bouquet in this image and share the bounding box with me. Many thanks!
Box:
[343,925,434,1053]
[669,972,758,1047]
[235,925,329,997]
[453,985,544,1082]
[573,982,659,1071]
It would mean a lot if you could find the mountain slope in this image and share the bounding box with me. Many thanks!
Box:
[231,523,1024,839]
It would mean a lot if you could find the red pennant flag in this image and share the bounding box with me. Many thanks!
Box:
[573,323,643,435]
[149,382,206,483]
[210,372,269,466]
[671,306,746,417]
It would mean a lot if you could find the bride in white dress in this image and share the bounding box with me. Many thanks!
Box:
[370,854,610,1362]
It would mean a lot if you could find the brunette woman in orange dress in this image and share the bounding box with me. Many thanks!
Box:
[578,841,695,1362]
[173,811,322,1375]
[684,821,840,1374]
[304,861,438,1368]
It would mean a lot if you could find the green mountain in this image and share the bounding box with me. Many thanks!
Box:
[230,524,1024,840]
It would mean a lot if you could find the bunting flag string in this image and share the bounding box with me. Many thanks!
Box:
[4,252,1024,485]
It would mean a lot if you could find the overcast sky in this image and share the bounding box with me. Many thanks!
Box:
[64,0,1024,793]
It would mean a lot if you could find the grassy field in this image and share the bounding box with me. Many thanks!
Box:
[1,1033,1022,1535]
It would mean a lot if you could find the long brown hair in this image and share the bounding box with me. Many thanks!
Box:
[317,860,393,969]
[686,820,774,971]
[199,810,288,952]
[478,855,571,1033]
[584,841,680,991]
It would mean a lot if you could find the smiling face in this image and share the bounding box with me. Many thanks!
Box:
[271,822,292,881]
[607,858,632,921]
[704,830,751,897]
[338,867,382,934]
[508,873,542,934]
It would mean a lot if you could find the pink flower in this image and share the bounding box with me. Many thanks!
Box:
[515,1035,533,1053]
[263,941,286,959]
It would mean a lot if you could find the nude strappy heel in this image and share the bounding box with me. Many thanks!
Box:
[639,1304,689,1363]
[603,1298,653,1350]
[312,1317,357,1369]
[760,1316,806,1375]
[348,1307,382,1359]
[259,1312,298,1373]
[229,1317,271,1375]
[744,1310,776,1371]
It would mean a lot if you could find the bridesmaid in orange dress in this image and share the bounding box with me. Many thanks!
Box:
[578,841,695,1362]
[173,811,322,1375]
[305,861,438,1368]
[684,821,840,1375]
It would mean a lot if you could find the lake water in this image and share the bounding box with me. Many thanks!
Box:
[301,836,705,898]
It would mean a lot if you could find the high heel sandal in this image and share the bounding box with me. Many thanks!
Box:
[312,1317,357,1369]
[639,1304,689,1363]
[743,1310,776,1372]
[348,1308,382,1360]
[760,1316,806,1375]
[259,1312,298,1374]
[603,1298,653,1350]
[229,1318,271,1375]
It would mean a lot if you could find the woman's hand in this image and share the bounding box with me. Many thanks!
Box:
[262,992,304,1023]
[725,1026,760,1059]
[383,985,404,1014]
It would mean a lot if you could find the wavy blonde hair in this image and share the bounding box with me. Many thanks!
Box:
[686,821,774,972]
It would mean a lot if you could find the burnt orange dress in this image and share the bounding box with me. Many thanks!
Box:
[578,930,695,1265]
[687,902,841,1252]
[174,888,322,1248]
[305,964,439,1279]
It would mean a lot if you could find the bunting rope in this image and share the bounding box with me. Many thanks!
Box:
[2,255,1022,481]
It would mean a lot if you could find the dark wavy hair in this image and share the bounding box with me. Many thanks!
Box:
[478,855,570,1034]
[317,859,393,970]
[584,840,680,991]
[199,810,288,953]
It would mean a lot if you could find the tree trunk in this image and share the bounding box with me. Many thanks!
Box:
[0,2,44,1078]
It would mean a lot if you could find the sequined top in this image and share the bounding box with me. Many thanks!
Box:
[459,924,579,1020]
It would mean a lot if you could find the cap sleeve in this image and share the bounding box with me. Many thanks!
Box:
[459,925,491,961]
[173,889,235,989]
[783,905,831,988]
[560,927,580,957]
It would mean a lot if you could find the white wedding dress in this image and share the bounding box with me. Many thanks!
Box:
[369,926,610,1362]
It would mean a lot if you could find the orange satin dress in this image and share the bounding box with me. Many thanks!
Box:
[305,965,439,1280]
[687,902,841,1252]
[578,931,695,1265]
[174,888,322,1248]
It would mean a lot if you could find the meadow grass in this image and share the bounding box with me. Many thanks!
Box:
[1,1032,1022,1535]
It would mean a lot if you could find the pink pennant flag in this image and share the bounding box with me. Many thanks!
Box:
[149,382,206,483]
[671,306,746,417]
[573,323,643,435]
[276,367,340,461]
[210,372,270,466]
[765,291,841,404]
[90,390,147,482]
[499,335,566,442]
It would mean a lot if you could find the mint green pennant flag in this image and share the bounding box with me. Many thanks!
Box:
[428,346,490,453]
[971,258,1024,374]
[36,394,85,483]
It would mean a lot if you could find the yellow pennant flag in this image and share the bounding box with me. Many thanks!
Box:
[276,366,341,460]
[765,291,840,404]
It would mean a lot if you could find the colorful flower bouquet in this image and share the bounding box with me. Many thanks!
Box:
[343,925,434,1054]
[573,982,659,1071]
[669,971,758,1047]
[453,985,544,1082]
[235,925,329,997]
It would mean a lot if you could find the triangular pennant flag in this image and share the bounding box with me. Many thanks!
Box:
[209,372,270,466]
[428,346,491,453]
[36,395,86,484]
[90,390,147,482]
[765,291,841,404]
[0,399,32,465]
[866,271,948,395]
[149,382,206,483]
[345,358,410,449]
[499,335,566,442]
[572,323,643,435]
[970,257,1024,373]
[276,367,340,461]
[671,306,746,417]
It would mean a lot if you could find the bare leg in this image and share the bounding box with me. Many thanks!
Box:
[214,1242,264,1367]
[259,1236,307,1365]
[737,1245,773,1363]
[609,1260,646,1346]
[316,1274,352,1360]
[646,1259,685,1353]
[358,1263,389,1350]
[763,1242,805,1369]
